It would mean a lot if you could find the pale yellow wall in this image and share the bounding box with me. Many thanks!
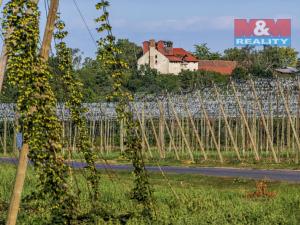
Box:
[138,48,198,75]
[138,48,169,74]
[168,62,198,75]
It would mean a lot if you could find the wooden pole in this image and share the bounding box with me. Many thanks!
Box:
[132,104,152,157]
[218,111,221,150]
[213,83,241,160]
[163,118,180,160]
[183,98,207,160]
[158,101,166,158]
[13,119,18,153]
[281,116,285,155]
[69,121,72,150]
[141,104,145,151]
[249,78,278,163]
[148,114,163,158]
[105,119,108,153]
[231,81,260,160]
[6,144,29,225]
[7,1,59,224]
[120,119,124,152]
[277,79,300,164]
[197,92,224,163]
[3,118,7,156]
[168,97,194,162]
[252,104,257,155]
[100,119,103,153]
[40,0,59,61]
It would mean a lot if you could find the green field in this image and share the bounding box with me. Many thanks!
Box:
[1,164,300,224]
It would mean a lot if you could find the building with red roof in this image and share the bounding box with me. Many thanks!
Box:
[138,39,199,75]
[138,39,236,75]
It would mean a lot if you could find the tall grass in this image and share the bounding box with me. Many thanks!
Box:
[1,164,300,224]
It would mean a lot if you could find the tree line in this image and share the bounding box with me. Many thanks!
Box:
[0,39,299,103]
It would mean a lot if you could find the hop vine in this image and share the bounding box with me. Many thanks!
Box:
[2,1,76,223]
[95,0,154,220]
[54,14,101,204]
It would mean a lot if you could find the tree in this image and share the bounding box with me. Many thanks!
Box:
[223,46,255,66]
[76,58,113,101]
[116,39,143,70]
[223,46,298,78]
[260,46,298,68]
[194,43,221,60]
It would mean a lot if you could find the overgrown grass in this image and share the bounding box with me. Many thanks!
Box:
[1,163,300,224]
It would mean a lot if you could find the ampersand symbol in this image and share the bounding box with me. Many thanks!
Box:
[254,20,270,36]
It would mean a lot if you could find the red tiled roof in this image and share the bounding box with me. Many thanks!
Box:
[143,40,199,63]
[198,60,237,75]
[164,55,182,62]
[163,48,199,62]
[174,48,199,62]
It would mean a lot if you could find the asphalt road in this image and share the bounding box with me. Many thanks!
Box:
[1,157,300,182]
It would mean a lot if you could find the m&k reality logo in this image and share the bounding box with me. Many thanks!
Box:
[234,19,291,47]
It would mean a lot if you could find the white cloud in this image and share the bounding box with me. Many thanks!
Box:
[111,16,234,32]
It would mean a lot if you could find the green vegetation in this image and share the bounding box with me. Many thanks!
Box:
[1,164,300,224]
[0,39,299,103]
[2,0,299,224]
[224,46,299,79]
[194,43,222,60]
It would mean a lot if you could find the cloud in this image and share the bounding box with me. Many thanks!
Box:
[111,16,234,33]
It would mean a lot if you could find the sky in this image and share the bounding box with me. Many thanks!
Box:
[1,0,300,58]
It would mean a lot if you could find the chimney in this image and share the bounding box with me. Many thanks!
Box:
[165,41,173,55]
[149,39,156,68]
[149,39,156,48]
[143,41,150,54]
[157,41,165,53]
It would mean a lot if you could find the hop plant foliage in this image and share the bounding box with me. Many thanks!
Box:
[2,0,76,223]
[54,14,100,203]
[95,0,154,220]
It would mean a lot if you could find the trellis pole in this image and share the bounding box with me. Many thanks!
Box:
[141,104,145,151]
[148,111,163,158]
[100,119,103,152]
[218,110,221,150]
[163,118,180,160]
[3,117,7,155]
[182,97,207,160]
[277,79,300,164]
[197,92,223,163]
[213,83,241,160]
[168,97,194,162]
[249,78,278,163]
[119,118,124,152]
[13,118,18,153]
[158,101,166,158]
[132,104,152,157]
[231,81,260,161]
